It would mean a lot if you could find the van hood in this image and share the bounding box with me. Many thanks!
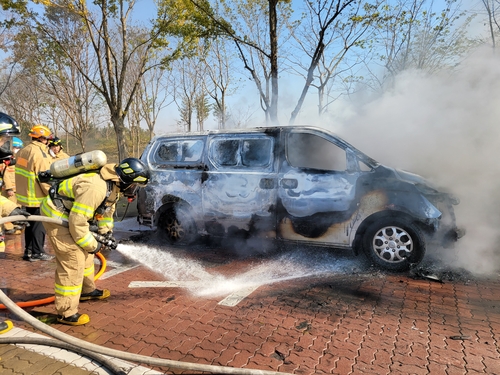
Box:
[373,164,439,194]
[394,169,432,186]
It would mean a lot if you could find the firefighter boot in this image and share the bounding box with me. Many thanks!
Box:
[0,320,13,334]
[80,289,110,301]
[57,313,90,326]
[0,236,5,259]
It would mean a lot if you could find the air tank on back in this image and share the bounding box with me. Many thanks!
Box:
[50,150,107,179]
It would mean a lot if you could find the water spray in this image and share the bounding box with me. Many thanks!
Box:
[0,215,294,375]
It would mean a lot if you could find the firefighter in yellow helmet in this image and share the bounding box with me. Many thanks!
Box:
[15,124,54,261]
[40,157,150,326]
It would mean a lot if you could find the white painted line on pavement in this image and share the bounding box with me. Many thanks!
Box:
[217,285,260,307]
[98,260,140,280]
[128,280,201,288]
[128,281,260,306]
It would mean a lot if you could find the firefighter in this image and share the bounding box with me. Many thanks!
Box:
[0,152,31,252]
[15,125,54,261]
[40,157,150,326]
[0,114,30,334]
[0,181,30,333]
[48,137,69,160]
[2,136,23,203]
[0,129,23,234]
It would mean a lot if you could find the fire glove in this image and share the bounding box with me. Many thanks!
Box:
[90,241,103,255]
[92,233,118,251]
[9,208,31,227]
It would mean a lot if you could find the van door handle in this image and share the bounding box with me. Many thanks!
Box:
[280,178,298,189]
[259,178,276,189]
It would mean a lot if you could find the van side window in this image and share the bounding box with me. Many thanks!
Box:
[155,139,204,163]
[181,140,204,162]
[242,139,271,167]
[210,136,273,169]
[158,143,178,162]
[287,133,346,171]
[214,139,239,166]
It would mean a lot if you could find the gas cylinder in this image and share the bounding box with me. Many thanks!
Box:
[50,150,107,179]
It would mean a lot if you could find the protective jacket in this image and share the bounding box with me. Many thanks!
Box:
[0,196,17,218]
[15,141,52,207]
[2,164,15,193]
[40,164,120,253]
[40,164,121,318]
[0,195,18,252]
[50,150,70,160]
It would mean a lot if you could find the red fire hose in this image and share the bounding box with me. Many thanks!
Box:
[0,215,108,310]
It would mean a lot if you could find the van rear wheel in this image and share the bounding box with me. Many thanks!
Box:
[362,217,425,271]
[157,204,197,245]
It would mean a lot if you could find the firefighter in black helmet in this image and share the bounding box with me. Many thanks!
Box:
[40,157,150,326]
[48,136,69,160]
[115,157,151,201]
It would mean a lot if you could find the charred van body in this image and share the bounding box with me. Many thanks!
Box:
[137,126,463,271]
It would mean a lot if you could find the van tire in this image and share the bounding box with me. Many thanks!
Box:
[362,217,425,271]
[157,203,197,245]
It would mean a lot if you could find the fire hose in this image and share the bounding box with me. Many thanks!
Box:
[0,215,293,375]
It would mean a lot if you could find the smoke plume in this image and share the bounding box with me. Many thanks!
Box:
[327,47,500,275]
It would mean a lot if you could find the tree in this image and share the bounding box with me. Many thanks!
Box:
[286,0,379,122]
[369,0,475,90]
[136,60,174,140]
[188,0,293,125]
[481,0,500,48]
[173,54,208,131]
[0,71,51,129]
[28,5,107,151]
[2,0,203,160]
[195,93,210,129]
[202,38,237,129]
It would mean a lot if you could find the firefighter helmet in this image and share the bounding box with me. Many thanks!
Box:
[115,158,150,186]
[28,125,52,139]
[49,136,62,147]
[0,113,20,136]
[12,137,23,148]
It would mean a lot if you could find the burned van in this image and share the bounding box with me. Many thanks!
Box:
[137,126,463,271]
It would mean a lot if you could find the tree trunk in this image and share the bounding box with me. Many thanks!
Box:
[110,114,129,161]
[269,0,279,125]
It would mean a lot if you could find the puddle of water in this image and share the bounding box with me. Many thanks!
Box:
[117,243,357,297]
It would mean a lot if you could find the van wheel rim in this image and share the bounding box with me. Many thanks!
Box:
[372,226,413,263]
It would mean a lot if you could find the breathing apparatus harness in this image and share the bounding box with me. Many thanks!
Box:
[44,175,118,250]
[38,150,118,251]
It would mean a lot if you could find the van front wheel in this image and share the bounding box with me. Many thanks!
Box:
[362,217,425,271]
[157,204,197,245]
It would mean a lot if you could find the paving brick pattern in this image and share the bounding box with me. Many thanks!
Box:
[1,232,500,374]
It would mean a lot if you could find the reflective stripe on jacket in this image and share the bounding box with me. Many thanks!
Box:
[15,141,52,207]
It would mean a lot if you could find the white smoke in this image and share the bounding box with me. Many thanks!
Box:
[328,47,500,275]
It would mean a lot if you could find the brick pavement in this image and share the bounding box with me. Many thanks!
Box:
[1,228,500,375]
